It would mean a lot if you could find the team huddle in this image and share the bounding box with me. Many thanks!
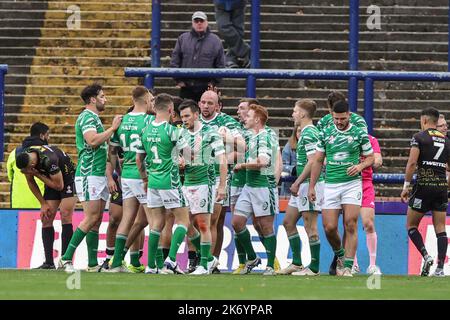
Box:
[16,84,450,277]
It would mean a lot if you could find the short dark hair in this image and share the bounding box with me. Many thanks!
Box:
[421,107,440,123]
[295,99,317,119]
[179,99,200,114]
[132,86,150,103]
[332,100,349,113]
[171,96,184,117]
[327,91,346,110]
[154,93,173,112]
[16,152,30,169]
[239,98,260,106]
[80,84,103,105]
[30,122,49,137]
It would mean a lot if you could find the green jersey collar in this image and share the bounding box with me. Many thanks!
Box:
[334,123,353,133]
[201,112,219,123]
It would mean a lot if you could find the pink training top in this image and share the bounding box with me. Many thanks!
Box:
[361,135,381,181]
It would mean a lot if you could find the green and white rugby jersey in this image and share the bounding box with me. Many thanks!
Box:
[110,113,154,179]
[316,113,368,133]
[316,124,373,183]
[231,122,250,188]
[182,124,225,186]
[140,120,187,190]
[297,124,324,182]
[75,108,107,177]
[245,128,277,188]
[201,112,242,176]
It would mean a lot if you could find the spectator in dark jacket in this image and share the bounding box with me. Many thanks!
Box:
[214,0,250,68]
[170,11,225,103]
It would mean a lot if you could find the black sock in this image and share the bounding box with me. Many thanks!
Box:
[105,248,115,260]
[436,232,448,269]
[61,224,73,256]
[408,228,428,257]
[162,248,170,260]
[42,226,55,265]
[188,250,197,260]
[139,249,143,259]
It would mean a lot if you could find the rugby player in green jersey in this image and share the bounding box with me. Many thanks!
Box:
[199,90,245,270]
[106,86,155,272]
[278,99,323,276]
[316,91,368,133]
[230,98,282,274]
[233,104,280,276]
[179,99,227,274]
[139,94,198,274]
[308,101,374,277]
[59,84,122,272]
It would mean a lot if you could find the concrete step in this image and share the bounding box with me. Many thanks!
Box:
[0,19,151,29]
[158,29,449,43]
[159,38,449,53]
[3,56,150,67]
[0,28,150,38]
[0,1,150,10]
[6,75,140,86]
[165,0,448,6]
[161,4,448,15]
[0,37,149,48]
[2,19,447,33]
[0,47,150,58]
[6,85,139,96]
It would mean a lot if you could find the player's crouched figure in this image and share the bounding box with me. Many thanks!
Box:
[17,143,76,270]
[401,107,450,277]
[308,101,374,277]
[233,104,280,276]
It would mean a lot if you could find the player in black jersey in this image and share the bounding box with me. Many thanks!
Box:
[16,145,76,269]
[401,108,450,277]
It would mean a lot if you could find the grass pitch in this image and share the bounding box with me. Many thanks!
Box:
[0,270,449,300]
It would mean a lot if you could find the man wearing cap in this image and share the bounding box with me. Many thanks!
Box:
[170,11,225,103]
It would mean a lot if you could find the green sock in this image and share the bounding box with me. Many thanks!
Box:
[234,235,247,265]
[288,233,302,266]
[169,225,188,262]
[86,231,99,267]
[334,247,345,259]
[236,228,256,261]
[130,251,140,268]
[264,234,277,268]
[200,242,211,269]
[259,235,265,246]
[189,232,201,253]
[111,234,127,268]
[156,247,164,269]
[309,239,321,273]
[62,228,86,261]
[147,230,160,269]
[344,257,354,269]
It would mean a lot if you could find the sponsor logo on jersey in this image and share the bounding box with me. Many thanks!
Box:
[347,136,354,144]
[333,151,349,161]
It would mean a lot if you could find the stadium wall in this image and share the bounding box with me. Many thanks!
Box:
[0,204,449,275]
